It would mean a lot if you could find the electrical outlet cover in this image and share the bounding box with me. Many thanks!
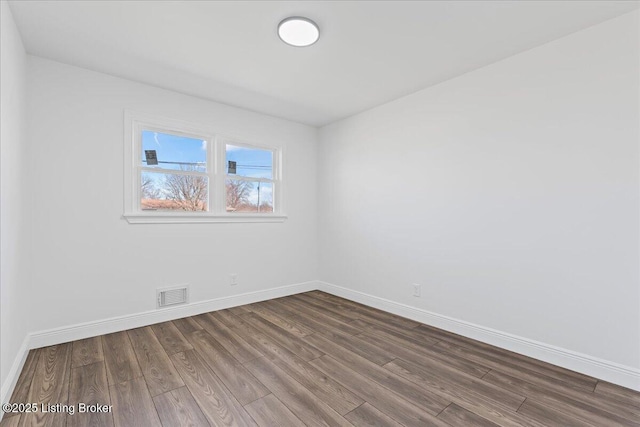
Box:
[413,284,421,297]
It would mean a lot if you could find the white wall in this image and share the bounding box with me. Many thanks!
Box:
[25,56,318,334]
[319,11,640,370]
[0,0,29,392]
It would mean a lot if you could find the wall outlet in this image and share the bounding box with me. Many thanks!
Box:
[412,283,421,297]
[230,274,238,286]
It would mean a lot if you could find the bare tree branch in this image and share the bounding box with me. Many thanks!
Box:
[226,180,253,211]
[141,174,160,199]
[163,167,208,211]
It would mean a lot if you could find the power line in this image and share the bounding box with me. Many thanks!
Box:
[143,160,205,166]
[143,160,270,169]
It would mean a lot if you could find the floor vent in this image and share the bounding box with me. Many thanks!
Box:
[157,285,189,308]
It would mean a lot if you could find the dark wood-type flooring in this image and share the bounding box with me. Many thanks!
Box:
[2,291,639,426]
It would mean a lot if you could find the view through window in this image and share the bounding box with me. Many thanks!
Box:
[226,144,275,213]
[140,130,209,211]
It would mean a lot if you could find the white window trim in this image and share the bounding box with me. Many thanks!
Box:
[123,110,287,224]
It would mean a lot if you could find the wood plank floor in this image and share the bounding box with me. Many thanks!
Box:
[2,291,639,427]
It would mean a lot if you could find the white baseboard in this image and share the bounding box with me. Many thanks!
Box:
[1,280,318,409]
[1,336,29,413]
[318,281,640,392]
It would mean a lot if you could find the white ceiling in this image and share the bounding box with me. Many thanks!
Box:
[9,1,639,127]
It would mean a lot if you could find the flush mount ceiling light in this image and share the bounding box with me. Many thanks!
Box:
[278,17,320,47]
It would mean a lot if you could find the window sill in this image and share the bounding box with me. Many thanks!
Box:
[123,212,288,224]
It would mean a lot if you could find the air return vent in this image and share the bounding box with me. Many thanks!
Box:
[157,285,188,308]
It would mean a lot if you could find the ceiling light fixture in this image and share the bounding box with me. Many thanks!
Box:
[278,17,320,47]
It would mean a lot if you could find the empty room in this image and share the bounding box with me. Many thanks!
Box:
[1,1,639,426]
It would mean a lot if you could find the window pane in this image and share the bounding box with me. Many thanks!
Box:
[226,179,273,213]
[226,144,273,179]
[141,130,207,172]
[141,171,208,211]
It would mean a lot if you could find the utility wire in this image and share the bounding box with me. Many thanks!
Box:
[143,160,270,169]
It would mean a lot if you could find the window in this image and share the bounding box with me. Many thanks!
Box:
[123,111,284,223]
[140,130,210,212]
[226,144,275,213]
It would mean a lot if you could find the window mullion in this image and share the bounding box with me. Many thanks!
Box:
[209,137,218,214]
[217,137,226,214]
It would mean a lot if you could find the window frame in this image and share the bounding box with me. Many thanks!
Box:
[221,139,280,215]
[123,111,286,224]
